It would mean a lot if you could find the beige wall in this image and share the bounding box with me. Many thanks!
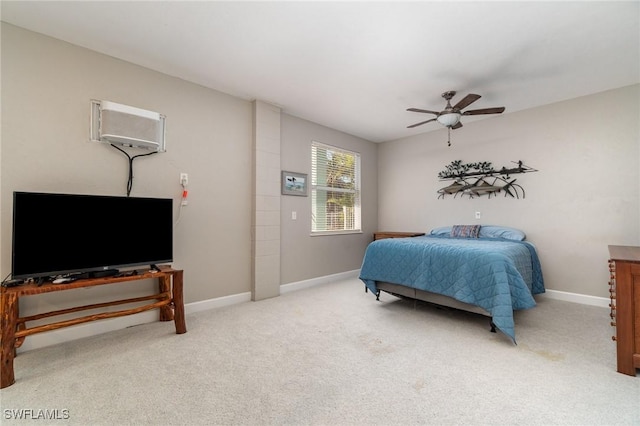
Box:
[3,21,635,325]
[280,114,378,284]
[378,84,640,299]
[1,23,254,310]
[1,24,377,323]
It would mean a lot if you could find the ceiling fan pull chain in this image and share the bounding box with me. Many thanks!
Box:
[447,127,451,147]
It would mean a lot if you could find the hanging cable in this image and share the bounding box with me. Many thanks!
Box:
[175,177,188,226]
[110,144,157,196]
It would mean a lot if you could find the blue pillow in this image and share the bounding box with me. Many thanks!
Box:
[479,225,526,241]
[429,226,452,236]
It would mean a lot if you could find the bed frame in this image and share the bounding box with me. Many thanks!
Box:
[371,281,497,332]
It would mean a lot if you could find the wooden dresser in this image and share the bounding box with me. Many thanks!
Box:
[608,245,640,376]
[373,231,425,241]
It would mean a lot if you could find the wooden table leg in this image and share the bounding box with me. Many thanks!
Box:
[172,270,187,334]
[158,275,174,322]
[1,292,18,388]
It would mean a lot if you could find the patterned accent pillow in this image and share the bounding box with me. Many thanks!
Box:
[450,225,481,238]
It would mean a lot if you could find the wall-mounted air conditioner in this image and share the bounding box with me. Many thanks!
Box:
[90,100,166,152]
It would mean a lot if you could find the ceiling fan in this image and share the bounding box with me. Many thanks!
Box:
[407,90,505,132]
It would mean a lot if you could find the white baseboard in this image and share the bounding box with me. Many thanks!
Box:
[15,271,358,353]
[17,311,160,353]
[538,289,609,308]
[17,291,252,354]
[185,291,252,314]
[18,272,601,352]
[280,269,360,294]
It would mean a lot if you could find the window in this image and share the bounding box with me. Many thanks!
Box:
[311,141,361,234]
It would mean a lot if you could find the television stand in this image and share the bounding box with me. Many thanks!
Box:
[0,266,185,388]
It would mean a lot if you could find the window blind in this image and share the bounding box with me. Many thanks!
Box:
[311,141,361,233]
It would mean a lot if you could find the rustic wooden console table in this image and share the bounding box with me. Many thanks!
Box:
[1,266,185,388]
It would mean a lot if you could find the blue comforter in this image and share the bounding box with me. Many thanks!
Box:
[359,235,545,342]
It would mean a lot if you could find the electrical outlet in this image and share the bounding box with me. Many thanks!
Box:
[475,211,481,219]
[180,173,188,186]
[292,211,297,220]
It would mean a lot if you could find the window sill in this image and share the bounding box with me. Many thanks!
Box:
[310,230,363,237]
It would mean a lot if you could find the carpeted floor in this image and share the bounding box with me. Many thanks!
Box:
[1,277,638,425]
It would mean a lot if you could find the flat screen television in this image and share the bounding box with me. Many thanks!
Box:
[11,191,173,280]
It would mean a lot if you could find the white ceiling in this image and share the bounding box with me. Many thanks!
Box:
[2,1,639,143]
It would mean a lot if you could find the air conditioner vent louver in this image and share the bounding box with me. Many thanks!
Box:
[90,100,166,152]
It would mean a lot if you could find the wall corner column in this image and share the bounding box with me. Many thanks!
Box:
[252,100,281,301]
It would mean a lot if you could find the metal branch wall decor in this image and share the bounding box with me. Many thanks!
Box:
[437,160,537,199]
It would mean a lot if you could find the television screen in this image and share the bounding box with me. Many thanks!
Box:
[11,192,173,280]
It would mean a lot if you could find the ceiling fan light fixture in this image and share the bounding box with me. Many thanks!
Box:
[437,112,461,127]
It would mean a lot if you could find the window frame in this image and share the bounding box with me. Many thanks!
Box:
[310,141,362,236]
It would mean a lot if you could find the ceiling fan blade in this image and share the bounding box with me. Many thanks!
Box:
[451,122,463,130]
[407,118,437,128]
[453,94,481,110]
[462,107,505,115]
[407,108,440,115]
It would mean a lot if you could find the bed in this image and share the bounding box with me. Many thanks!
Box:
[359,225,545,343]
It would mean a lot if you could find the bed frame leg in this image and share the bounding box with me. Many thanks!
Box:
[364,286,381,301]
[489,319,497,333]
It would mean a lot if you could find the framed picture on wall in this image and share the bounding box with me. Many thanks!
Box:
[281,171,308,196]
